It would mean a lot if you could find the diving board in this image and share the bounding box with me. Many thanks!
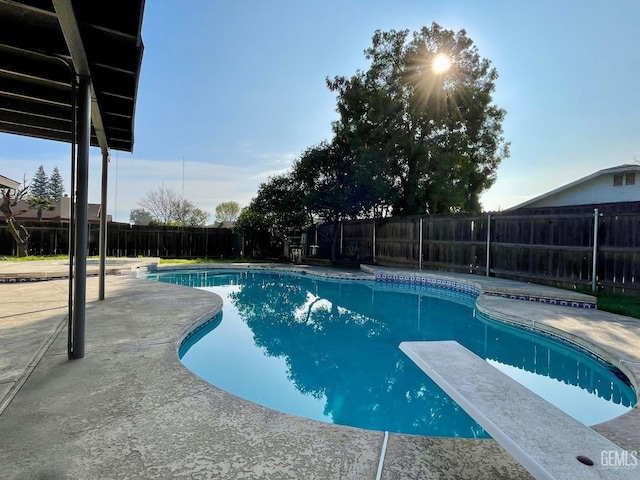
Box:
[399,341,638,480]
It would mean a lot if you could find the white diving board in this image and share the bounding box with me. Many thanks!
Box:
[399,341,638,480]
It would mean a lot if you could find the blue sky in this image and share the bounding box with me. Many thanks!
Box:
[2,0,639,222]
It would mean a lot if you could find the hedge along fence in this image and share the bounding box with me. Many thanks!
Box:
[310,210,640,295]
[0,221,243,259]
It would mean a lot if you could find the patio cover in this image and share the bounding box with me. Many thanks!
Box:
[0,175,21,190]
[0,0,145,359]
[0,0,144,152]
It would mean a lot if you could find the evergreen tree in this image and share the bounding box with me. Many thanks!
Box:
[31,165,49,199]
[48,167,65,201]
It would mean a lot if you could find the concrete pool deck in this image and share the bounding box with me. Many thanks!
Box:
[0,260,638,479]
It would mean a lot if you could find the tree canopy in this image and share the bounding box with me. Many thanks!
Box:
[30,165,65,202]
[26,197,54,222]
[239,23,509,258]
[31,165,49,199]
[215,201,241,223]
[235,174,309,256]
[129,208,154,225]
[328,23,509,215]
[136,187,209,227]
[48,167,65,201]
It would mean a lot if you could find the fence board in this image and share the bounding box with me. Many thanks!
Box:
[306,211,640,295]
[0,222,241,259]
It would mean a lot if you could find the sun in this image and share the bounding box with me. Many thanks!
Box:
[432,53,452,74]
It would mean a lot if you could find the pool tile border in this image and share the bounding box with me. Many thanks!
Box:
[484,291,596,309]
[367,268,597,309]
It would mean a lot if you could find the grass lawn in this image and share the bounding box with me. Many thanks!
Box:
[593,293,640,319]
[1,255,282,264]
[0,254,70,262]
[159,257,283,264]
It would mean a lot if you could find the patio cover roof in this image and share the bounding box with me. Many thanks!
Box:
[0,174,20,190]
[0,0,145,153]
[0,0,146,359]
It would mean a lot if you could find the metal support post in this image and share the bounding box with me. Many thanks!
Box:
[69,76,91,359]
[419,218,423,271]
[486,214,491,277]
[98,149,109,300]
[592,208,599,292]
[372,219,376,265]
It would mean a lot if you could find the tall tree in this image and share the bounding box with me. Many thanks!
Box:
[137,187,209,226]
[129,208,153,225]
[327,23,509,214]
[175,199,209,227]
[0,177,30,256]
[235,174,308,257]
[31,165,49,200]
[250,173,309,241]
[215,201,241,223]
[137,187,182,225]
[48,167,65,201]
[292,141,372,260]
[234,206,273,257]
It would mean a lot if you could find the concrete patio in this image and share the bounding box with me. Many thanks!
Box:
[0,259,638,479]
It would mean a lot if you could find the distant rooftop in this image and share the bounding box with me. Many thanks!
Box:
[507,164,640,211]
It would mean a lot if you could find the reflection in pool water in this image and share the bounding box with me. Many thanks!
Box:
[146,270,636,438]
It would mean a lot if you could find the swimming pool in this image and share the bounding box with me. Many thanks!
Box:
[145,269,636,438]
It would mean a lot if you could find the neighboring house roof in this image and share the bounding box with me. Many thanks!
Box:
[0,197,111,223]
[507,164,640,211]
[0,174,20,190]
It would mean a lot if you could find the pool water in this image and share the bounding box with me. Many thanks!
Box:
[146,270,636,438]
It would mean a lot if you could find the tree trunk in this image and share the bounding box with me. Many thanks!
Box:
[6,217,29,257]
[330,222,340,263]
[2,187,30,257]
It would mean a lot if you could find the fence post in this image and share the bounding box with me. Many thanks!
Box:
[372,218,376,264]
[592,208,599,292]
[486,214,491,277]
[419,217,423,271]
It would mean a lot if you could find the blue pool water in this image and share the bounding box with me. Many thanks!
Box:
[145,269,636,438]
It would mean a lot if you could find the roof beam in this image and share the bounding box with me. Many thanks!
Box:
[51,0,109,155]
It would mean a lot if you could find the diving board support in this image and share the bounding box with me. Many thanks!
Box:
[399,340,637,480]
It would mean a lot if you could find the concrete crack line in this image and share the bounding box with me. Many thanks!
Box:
[0,314,67,415]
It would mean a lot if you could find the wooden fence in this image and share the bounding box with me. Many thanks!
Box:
[0,221,243,259]
[309,210,640,294]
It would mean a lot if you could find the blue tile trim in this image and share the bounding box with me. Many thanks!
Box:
[180,312,221,346]
[375,281,477,307]
[483,291,596,309]
[0,274,101,283]
[374,272,596,309]
[375,272,481,296]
